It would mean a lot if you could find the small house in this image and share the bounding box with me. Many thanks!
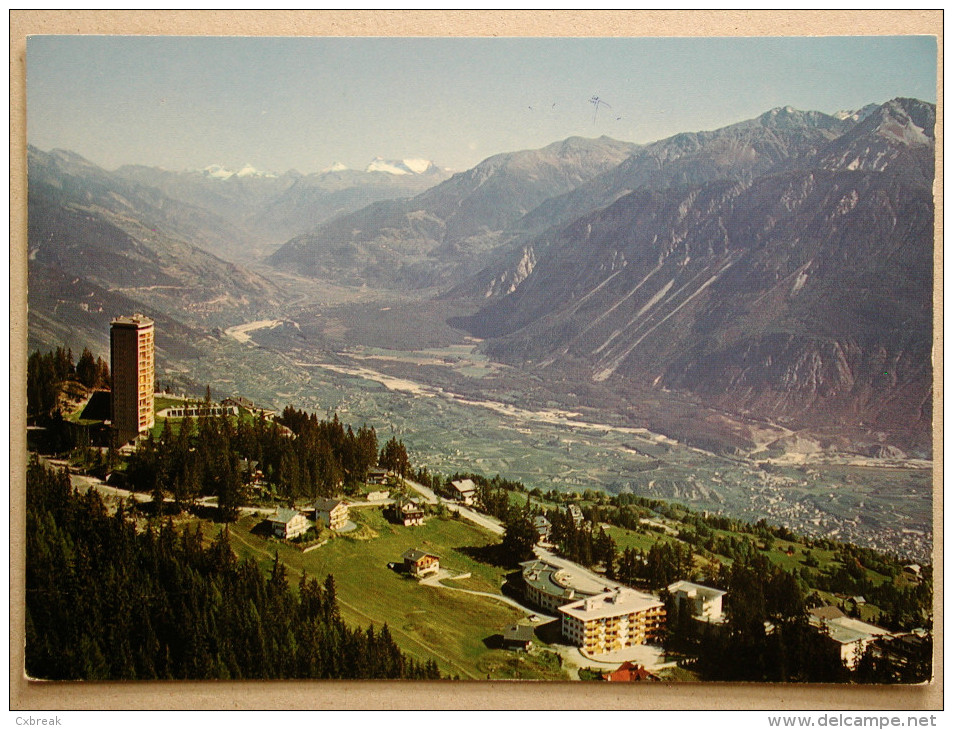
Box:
[501,624,535,652]
[604,662,660,682]
[267,508,310,540]
[809,606,891,668]
[667,580,727,622]
[533,515,552,543]
[450,478,476,505]
[395,499,425,526]
[403,548,440,577]
[367,467,390,485]
[314,498,349,531]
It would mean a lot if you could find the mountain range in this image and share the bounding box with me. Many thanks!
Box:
[266,136,640,288]
[114,157,450,259]
[25,98,936,453]
[454,98,935,451]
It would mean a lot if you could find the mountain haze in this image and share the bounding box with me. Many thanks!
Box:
[27,146,283,354]
[115,159,450,259]
[266,136,640,288]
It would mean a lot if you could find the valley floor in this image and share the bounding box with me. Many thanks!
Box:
[184,322,933,564]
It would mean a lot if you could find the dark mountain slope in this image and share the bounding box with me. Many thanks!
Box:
[266,136,640,288]
[27,147,284,341]
[458,106,855,300]
[455,99,935,450]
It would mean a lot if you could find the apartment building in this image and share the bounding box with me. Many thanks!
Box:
[110,314,155,444]
[559,588,666,655]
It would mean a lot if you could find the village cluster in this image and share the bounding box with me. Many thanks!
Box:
[259,469,925,676]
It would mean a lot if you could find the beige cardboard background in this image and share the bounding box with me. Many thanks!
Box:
[9,10,943,711]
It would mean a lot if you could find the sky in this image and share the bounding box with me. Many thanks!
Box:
[26,35,937,175]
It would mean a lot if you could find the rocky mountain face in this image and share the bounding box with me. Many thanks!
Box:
[27,146,284,354]
[266,136,640,288]
[461,106,857,300]
[455,99,935,451]
[115,161,450,260]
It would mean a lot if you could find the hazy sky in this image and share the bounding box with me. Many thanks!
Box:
[27,35,937,174]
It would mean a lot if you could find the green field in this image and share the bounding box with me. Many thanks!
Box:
[201,508,567,679]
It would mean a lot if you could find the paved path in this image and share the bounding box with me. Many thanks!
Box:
[401,478,504,534]
[447,503,505,535]
[43,458,259,516]
[401,477,440,505]
[419,569,534,614]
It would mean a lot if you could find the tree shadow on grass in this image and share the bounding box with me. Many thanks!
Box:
[457,543,518,569]
[483,634,505,650]
[250,519,274,538]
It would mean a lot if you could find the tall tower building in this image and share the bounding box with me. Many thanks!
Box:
[110,314,155,443]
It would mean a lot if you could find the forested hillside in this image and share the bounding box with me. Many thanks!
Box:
[25,459,441,681]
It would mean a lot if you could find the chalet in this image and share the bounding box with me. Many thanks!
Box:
[875,631,930,671]
[403,548,440,577]
[314,498,349,531]
[267,508,310,540]
[533,515,552,543]
[367,467,390,485]
[395,499,425,527]
[808,606,891,669]
[667,580,727,623]
[450,478,477,505]
[603,661,661,682]
[239,458,265,486]
[501,624,536,652]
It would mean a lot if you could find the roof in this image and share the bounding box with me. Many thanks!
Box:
[502,625,536,643]
[269,507,302,524]
[809,607,889,645]
[403,548,438,562]
[668,580,727,599]
[111,313,154,327]
[824,618,889,646]
[451,478,476,494]
[534,515,551,527]
[606,662,660,682]
[520,558,612,599]
[809,605,847,622]
[559,588,663,621]
[314,498,346,511]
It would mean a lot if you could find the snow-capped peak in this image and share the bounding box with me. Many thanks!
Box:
[365,157,435,175]
[833,104,879,123]
[202,164,233,179]
[400,158,435,174]
[236,163,266,178]
[200,163,276,180]
[322,161,350,173]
